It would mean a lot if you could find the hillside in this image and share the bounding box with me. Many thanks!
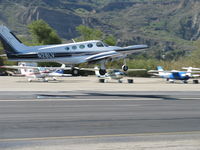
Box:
[0,0,200,59]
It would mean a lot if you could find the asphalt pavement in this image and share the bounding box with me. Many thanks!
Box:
[1,77,200,149]
[0,91,200,141]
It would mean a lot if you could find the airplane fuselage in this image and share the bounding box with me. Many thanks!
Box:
[8,41,122,64]
[0,25,148,76]
[160,72,190,81]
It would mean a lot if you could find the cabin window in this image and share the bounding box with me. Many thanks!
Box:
[72,45,77,50]
[87,43,93,48]
[79,45,85,49]
[65,47,70,50]
[104,43,109,47]
[96,42,104,47]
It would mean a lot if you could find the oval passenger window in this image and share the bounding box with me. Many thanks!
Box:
[87,43,93,48]
[72,46,77,50]
[79,45,85,49]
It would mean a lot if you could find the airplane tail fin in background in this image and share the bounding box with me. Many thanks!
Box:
[157,66,164,75]
[0,25,28,56]
[18,62,27,75]
[186,67,192,77]
[61,64,66,68]
[157,66,164,71]
[94,66,101,77]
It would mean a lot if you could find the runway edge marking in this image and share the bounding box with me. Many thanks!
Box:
[1,131,200,142]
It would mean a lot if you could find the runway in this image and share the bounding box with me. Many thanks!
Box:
[0,91,200,149]
[1,77,200,149]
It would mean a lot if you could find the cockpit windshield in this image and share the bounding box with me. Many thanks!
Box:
[103,42,109,47]
[96,42,104,47]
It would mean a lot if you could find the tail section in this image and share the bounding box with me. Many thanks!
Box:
[18,62,27,75]
[61,64,66,68]
[157,66,164,71]
[186,67,192,77]
[0,25,27,57]
[157,66,164,75]
[94,66,101,77]
[18,62,37,75]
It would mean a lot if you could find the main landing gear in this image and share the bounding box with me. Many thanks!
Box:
[122,65,128,71]
[122,58,128,72]
[99,69,107,75]
[99,61,107,75]
[71,67,80,76]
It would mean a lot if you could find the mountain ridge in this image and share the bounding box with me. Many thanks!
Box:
[0,0,200,59]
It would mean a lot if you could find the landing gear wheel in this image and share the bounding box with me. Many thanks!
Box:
[71,68,80,76]
[122,65,128,71]
[183,80,188,84]
[99,69,107,75]
[28,78,32,82]
[118,80,123,83]
[43,78,48,82]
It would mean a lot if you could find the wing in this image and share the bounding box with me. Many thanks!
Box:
[86,45,148,62]
[0,54,7,57]
[114,45,148,54]
[182,67,200,70]
[80,67,146,72]
[0,65,38,70]
[86,51,121,62]
[126,69,146,71]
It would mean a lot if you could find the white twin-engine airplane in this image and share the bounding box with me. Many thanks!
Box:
[0,25,148,75]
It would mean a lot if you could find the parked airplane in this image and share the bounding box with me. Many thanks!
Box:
[148,66,200,83]
[83,67,146,83]
[0,63,72,82]
[0,25,148,76]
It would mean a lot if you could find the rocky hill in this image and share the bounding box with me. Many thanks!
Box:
[0,0,200,59]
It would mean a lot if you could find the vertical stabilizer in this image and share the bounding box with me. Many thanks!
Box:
[186,67,192,77]
[157,66,164,75]
[18,62,27,75]
[94,66,101,77]
[0,25,27,56]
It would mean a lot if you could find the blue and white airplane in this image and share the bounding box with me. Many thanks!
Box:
[148,66,200,83]
[0,25,148,76]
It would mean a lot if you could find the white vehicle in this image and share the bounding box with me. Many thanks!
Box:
[0,25,148,75]
[0,63,72,82]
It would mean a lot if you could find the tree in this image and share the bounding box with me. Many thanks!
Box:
[75,25,116,45]
[0,43,4,66]
[28,20,62,45]
[28,20,62,67]
[104,35,116,46]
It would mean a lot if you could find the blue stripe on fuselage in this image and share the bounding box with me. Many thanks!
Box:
[170,72,190,80]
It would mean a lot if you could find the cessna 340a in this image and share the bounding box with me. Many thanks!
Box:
[0,25,148,75]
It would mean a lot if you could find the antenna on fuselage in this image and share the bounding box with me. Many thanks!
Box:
[72,39,76,43]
